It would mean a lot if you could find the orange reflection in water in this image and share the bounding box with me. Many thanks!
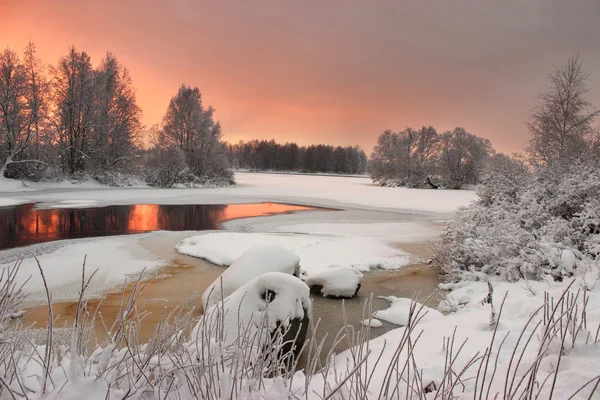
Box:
[0,202,321,250]
[220,203,314,222]
[124,202,315,232]
[127,204,161,232]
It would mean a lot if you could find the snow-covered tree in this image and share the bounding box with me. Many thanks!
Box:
[527,54,600,167]
[51,46,95,175]
[370,126,491,188]
[91,52,141,171]
[158,84,232,183]
[439,127,493,189]
[0,44,49,178]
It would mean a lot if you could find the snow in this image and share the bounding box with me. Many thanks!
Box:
[202,245,300,309]
[362,318,383,328]
[275,222,441,242]
[0,197,29,207]
[176,232,411,272]
[0,235,165,302]
[562,249,577,274]
[0,172,476,214]
[191,272,311,349]
[373,295,443,325]
[302,265,363,298]
[44,199,100,208]
[327,275,600,398]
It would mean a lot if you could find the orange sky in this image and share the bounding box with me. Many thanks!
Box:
[2,0,599,154]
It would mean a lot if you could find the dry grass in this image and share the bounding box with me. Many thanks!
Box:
[0,260,599,399]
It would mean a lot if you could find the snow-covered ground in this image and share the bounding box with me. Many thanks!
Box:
[1,172,599,398]
[1,172,455,304]
[1,234,165,302]
[0,172,476,213]
[327,272,600,399]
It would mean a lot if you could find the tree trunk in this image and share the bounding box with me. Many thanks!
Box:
[0,155,12,178]
[426,176,440,189]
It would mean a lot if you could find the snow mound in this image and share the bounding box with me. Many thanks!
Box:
[176,232,410,273]
[202,245,300,310]
[373,296,443,325]
[302,265,363,298]
[192,272,311,351]
[362,318,383,328]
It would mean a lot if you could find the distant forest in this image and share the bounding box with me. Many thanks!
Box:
[226,140,368,175]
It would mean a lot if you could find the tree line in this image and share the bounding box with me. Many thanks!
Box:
[226,140,368,175]
[369,126,493,189]
[0,43,232,187]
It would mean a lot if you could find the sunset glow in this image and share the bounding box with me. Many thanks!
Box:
[1,0,599,154]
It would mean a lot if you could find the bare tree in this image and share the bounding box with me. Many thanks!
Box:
[51,46,95,174]
[22,42,49,163]
[414,125,440,183]
[527,54,600,167]
[0,48,27,176]
[160,84,232,182]
[439,127,492,189]
[92,52,141,171]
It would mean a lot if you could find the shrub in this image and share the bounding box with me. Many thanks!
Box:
[436,161,600,282]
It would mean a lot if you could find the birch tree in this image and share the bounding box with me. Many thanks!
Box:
[527,54,600,167]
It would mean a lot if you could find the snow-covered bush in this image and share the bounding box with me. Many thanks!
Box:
[436,161,600,281]
[142,144,191,188]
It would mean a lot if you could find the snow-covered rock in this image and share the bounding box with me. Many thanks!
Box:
[302,265,363,298]
[373,296,443,325]
[202,245,300,309]
[561,249,577,274]
[362,318,383,328]
[192,272,311,359]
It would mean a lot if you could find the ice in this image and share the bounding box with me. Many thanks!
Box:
[202,244,300,309]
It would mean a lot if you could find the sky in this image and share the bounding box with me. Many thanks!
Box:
[1,0,599,154]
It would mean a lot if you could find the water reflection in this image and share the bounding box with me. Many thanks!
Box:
[0,203,316,250]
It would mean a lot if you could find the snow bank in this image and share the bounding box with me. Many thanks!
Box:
[176,232,411,272]
[373,296,443,325]
[192,272,311,350]
[202,245,300,309]
[302,265,363,298]
[0,235,165,302]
